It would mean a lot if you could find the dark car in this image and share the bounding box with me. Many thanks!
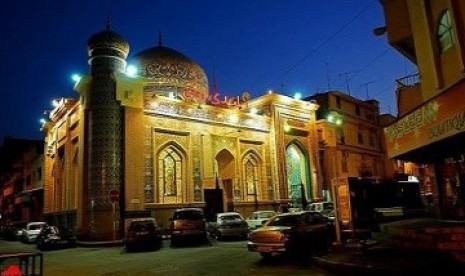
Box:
[247,211,334,258]
[36,225,76,250]
[207,212,249,240]
[125,218,162,252]
[306,202,335,222]
[3,221,27,241]
[169,208,207,246]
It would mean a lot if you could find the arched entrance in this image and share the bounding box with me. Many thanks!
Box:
[286,143,311,209]
[216,149,236,212]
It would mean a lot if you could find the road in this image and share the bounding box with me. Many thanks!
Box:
[0,238,334,276]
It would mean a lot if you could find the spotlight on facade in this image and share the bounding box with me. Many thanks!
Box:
[126,64,138,77]
[39,118,46,124]
[229,114,239,124]
[335,118,343,126]
[250,107,258,115]
[71,74,81,83]
[327,114,334,123]
[294,92,302,100]
[284,124,291,132]
[52,99,59,107]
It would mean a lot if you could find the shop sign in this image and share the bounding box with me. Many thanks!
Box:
[384,81,465,158]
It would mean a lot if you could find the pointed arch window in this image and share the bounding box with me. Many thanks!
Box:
[158,147,182,196]
[243,153,259,195]
[438,9,455,53]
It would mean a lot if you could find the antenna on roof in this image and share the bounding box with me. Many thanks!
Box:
[158,30,163,46]
[105,15,112,31]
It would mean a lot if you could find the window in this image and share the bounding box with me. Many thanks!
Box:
[438,9,454,52]
[369,133,375,147]
[342,152,348,173]
[335,96,341,109]
[358,132,364,144]
[336,128,345,144]
[158,147,182,196]
[243,153,259,195]
[355,105,361,116]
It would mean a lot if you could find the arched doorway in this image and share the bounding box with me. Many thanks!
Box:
[215,149,236,212]
[286,143,311,209]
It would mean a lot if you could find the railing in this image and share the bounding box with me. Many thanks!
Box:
[396,73,420,89]
[0,252,43,276]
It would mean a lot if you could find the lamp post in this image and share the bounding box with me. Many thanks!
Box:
[327,111,343,244]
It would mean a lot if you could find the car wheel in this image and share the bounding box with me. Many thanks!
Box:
[260,252,272,258]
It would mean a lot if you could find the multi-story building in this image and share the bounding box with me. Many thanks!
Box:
[0,138,44,223]
[42,24,324,241]
[307,91,395,189]
[306,91,396,230]
[380,0,465,220]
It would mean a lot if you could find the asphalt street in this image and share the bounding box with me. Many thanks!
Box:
[0,238,333,276]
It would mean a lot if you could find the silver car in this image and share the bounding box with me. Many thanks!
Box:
[207,212,249,240]
[246,211,277,229]
[22,222,47,243]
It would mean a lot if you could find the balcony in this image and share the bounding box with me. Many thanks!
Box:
[395,73,422,117]
[381,0,416,62]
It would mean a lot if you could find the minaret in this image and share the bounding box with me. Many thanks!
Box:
[82,19,129,240]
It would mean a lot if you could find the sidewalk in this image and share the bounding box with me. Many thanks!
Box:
[312,242,463,275]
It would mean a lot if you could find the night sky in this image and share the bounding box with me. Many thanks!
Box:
[0,0,416,141]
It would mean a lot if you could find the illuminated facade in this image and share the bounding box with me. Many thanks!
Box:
[309,91,395,188]
[381,0,465,220]
[42,26,322,241]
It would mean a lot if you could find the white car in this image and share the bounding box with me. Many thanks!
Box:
[22,222,47,243]
[246,211,277,229]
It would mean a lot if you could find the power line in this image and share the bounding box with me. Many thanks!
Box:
[263,0,377,91]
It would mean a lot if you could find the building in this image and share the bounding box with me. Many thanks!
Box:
[0,137,44,223]
[308,91,395,187]
[306,91,395,230]
[42,24,323,241]
[381,0,465,220]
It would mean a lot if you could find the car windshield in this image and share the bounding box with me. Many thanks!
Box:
[259,212,275,218]
[29,224,44,230]
[130,221,155,231]
[220,215,242,221]
[43,227,58,235]
[174,210,204,220]
[323,203,334,210]
[267,215,300,227]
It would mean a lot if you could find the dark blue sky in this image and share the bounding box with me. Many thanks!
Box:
[0,0,416,141]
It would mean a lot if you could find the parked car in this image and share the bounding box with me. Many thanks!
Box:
[169,208,208,246]
[247,211,333,258]
[306,202,335,222]
[125,217,162,252]
[207,212,249,240]
[36,225,76,250]
[22,222,47,243]
[246,211,277,229]
[3,221,27,241]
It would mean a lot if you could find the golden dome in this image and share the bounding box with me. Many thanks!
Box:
[134,45,209,103]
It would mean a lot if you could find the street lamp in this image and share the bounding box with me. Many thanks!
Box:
[327,111,344,244]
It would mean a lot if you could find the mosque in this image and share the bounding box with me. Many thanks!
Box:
[42,23,322,241]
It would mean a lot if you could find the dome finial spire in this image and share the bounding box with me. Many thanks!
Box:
[158,30,163,46]
[106,15,112,31]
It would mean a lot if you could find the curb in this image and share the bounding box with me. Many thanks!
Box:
[76,239,124,247]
